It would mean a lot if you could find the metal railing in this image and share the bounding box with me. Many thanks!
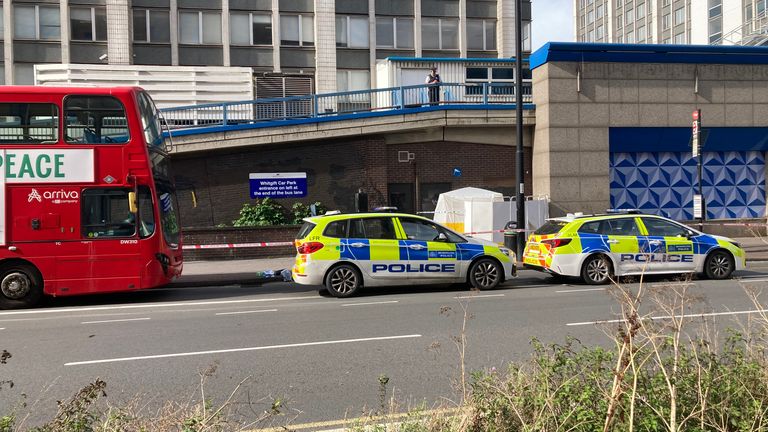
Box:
[713,10,768,46]
[160,82,533,130]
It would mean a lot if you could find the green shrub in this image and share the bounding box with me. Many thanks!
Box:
[291,202,327,224]
[232,198,286,227]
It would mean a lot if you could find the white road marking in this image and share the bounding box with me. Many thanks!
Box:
[649,282,697,287]
[215,309,277,316]
[81,317,151,325]
[341,301,399,307]
[738,278,768,283]
[567,308,768,327]
[0,296,318,317]
[0,328,5,330]
[65,334,422,366]
[454,294,505,299]
[556,288,605,293]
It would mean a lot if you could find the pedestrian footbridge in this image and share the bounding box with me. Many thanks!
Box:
[161,82,535,154]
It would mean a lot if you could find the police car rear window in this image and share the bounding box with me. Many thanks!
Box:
[535,220,568,235]
[323,220,348,238]
[296,222,316,239]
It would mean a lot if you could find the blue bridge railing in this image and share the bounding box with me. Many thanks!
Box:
[160,82,533,130]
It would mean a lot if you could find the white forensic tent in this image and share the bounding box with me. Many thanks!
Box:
[433,187,504,242]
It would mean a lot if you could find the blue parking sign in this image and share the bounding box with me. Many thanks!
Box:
[249,172,308,198]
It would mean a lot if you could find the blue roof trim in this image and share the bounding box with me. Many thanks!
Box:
[385,56,528,63]
[530,41,768,69]
[609,127,768,153]
[166,104,535,138]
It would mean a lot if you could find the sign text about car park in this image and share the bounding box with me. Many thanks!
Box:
[249,172,307,198]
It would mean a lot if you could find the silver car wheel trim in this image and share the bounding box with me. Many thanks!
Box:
[709,254,731,278]
[1,272,31,299]
[473,262,498,288]
[586,258,609,282]
[330,268,356,294]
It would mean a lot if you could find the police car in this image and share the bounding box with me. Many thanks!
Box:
[523,211,746,284]
[292,212,516,297]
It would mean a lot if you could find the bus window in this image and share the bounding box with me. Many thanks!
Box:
[64,96,130,144]
[81,188,136,238]
[137,91,164,148]
[138,186,156,238]
[0,103,59,144]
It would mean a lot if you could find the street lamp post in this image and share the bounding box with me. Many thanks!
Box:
[514,0,525,258]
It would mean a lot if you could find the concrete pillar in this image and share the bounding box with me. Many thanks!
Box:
[106,0,132,64]
[314,0,337,94]
[4,3,13,84]
[170,0,179,65]
[369,0,376,85]
[414,0,422,57]
[61,0,70,63]
[459,0,467,58]
[497,0,515,58]
[222,0,230,66]
[272,0,280,72]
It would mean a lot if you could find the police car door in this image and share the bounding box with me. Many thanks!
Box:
[346,217,405,282]
[397,217,460,281]
[639,217,695,273]
[578,218,643,275]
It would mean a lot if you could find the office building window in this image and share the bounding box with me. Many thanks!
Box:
[617,35,623,43]
[376,17,413,49]
[663,0,670,6]
[336,15,368,48]
[422,17,459,50]
[674,7,685,25]
[133,9,171,43]
[760,0,767,15]
[636,2,645,17]
[13,5,60,40]
[708,0,722,18]
[709,16,722,43]
[626,8,634,22]
[587,10,594,24]
[663,13,670,29]
[179,11,222,44]
[467,19,496,50]
[337,70,370,92]
[71,7,107,41]
[0,6,4,39]
[637,24,645,42]
[596,25,604,40]
[626,30,634,43]
[280,14,314,46]
[587,29,594,41]
[617,14,623,29]
[523,21,531,51]
[674,31,685,43]
[597,4,604,18]
[231,12,272,45]
[14,64,34,85]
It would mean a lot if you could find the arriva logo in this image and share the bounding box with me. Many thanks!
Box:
[27,189,42,203]
[43,190,79,200]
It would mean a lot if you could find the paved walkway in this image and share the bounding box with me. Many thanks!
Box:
[170,237,768,288]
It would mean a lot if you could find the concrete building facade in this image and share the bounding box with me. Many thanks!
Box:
[0,0,532,93]
[531,42,768,220]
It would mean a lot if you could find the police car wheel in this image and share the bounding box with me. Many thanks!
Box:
[705,250,734,280]
[581,254,612,285]
[0,263,43,309]
[326,264,362,298]
[469,258,502,290]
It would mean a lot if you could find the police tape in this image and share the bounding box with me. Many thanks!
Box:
[461,228,529,235]
[182,242,295,250]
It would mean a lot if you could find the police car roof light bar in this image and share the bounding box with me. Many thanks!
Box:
[373,206,398,213]
[606,209,643,214]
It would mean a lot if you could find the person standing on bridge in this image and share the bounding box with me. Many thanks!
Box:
[426,66,441,106]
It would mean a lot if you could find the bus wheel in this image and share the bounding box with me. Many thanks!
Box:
[0,264,43,309]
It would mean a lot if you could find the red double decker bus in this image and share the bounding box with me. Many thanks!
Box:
[0,86,182,309]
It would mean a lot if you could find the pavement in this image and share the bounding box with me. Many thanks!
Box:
[172,236,768,288]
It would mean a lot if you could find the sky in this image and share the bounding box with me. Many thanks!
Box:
[531,0,575,52]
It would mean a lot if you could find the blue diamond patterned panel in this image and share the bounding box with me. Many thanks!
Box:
[610,151,766,220]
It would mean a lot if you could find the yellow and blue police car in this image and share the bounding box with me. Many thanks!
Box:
[523,211,746,284]
[292,211,516,297]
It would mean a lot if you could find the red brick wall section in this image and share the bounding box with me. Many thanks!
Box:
[183,226,298,261]
[172,138,533,228]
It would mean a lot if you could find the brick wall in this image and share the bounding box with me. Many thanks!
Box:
[172,137,532,228]
[183,226,298,260]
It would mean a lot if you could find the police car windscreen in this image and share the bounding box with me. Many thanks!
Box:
[535,220,568,235]
[296,222,316,239]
